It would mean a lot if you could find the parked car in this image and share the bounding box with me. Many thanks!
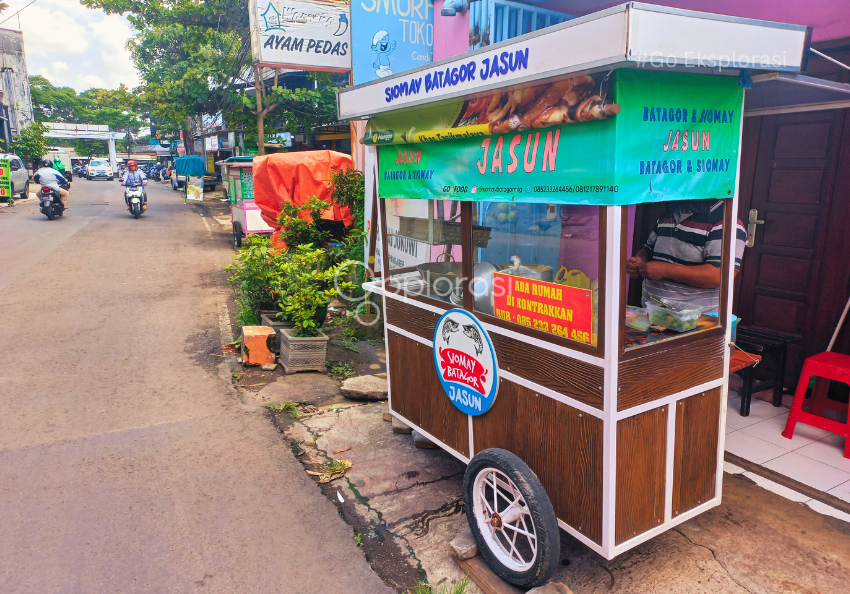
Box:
[0,153,31,199]
[86,159,114,181]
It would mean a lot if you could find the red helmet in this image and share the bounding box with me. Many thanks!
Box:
[127,160,138,170]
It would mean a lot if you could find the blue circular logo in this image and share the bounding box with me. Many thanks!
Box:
[433,309,499,416]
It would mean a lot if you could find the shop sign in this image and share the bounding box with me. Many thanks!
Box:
[205,136,219,151]
[249,0,351,72]
[267,131,293,147]
[0,158,10,199]
[433,309,499,416]
[351,0,433,85]
[492,274,593,344]
[241,169,255,201]
[187,177,204,202]
[377,69,742,206]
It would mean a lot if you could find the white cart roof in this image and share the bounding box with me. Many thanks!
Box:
[337,2,810,120]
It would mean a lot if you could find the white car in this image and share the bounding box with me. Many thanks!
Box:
[86,159,114,181]
[0,153,31,199]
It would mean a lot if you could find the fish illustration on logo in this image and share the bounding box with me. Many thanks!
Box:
[333,13,348,36]
[442,317,460,343]
[462,324,483,357]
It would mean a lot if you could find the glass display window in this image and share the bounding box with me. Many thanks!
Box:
[622,198,738,352]
[471,201,601,347]
[383,198,468,304]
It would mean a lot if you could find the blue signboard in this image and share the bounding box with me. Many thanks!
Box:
[433,309,499,416]
[351,0,434,85]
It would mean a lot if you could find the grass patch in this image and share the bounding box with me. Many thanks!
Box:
[407,577,471,594]
[266,400,300,418]
[324,459,347,474]
[325,361,356,381]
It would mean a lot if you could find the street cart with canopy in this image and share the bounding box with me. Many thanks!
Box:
[339,3,811,587]
[219,156,271,248]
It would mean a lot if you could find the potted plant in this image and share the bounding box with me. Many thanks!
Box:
[225,235,278,325]
[276,245,356,373]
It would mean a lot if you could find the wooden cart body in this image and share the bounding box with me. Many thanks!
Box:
[343,3,811,561]
[223,159,272,236]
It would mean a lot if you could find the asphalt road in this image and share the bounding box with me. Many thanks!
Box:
[0,180,392,594]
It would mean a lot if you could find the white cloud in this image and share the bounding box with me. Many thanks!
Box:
[80,74,106,88]
[6,0,140,91]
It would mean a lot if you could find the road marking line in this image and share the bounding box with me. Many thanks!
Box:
[201,216,212,234]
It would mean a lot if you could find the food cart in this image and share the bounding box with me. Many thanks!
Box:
[339,3,810,587]
[219,156,272,247]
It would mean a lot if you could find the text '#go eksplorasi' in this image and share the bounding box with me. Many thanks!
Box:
[384,48,530,103]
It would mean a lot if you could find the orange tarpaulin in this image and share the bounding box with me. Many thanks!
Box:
[253,150,354,248]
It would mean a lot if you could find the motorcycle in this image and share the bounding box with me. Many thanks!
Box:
[125,184,146,218]
[39,186,65,220]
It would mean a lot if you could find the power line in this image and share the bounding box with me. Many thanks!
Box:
[0,0,39,26]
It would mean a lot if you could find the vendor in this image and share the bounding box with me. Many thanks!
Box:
[626,200,747,310]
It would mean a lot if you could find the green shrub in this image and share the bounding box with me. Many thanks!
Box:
[225,235,277,322]
[272,245,356,337]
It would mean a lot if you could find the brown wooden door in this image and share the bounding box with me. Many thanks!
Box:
[735,108,847,384]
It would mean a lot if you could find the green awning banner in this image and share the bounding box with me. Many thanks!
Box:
[377,70,743,206]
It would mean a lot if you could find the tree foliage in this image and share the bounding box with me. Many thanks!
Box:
[28,75,146,153]
[86,0,344,140]
[10,122,50,165]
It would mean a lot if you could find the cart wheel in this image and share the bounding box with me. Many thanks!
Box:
[464,449,559,588]
[233,222,243,248]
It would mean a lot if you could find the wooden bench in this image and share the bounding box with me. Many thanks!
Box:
[735,327,801,408]
[729,349,763,416]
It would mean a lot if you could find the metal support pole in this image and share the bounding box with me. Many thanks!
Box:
[108,137,118,176]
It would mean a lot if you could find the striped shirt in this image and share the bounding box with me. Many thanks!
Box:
[642,201,747,309]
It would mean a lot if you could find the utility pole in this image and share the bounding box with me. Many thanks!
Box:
[255,66,265,156]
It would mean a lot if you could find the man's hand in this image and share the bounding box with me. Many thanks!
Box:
[625,256,644,279]
[638,260,669,281]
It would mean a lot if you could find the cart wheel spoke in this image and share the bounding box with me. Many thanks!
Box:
[503,522,537,540]
[480,492,493,515]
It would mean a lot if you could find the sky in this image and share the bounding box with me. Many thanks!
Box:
[2,0,140,92]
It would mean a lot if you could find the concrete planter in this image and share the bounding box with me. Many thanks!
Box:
[279,328,329,374]
[260,314,295,354]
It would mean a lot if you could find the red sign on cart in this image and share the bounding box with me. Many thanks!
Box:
[492,273,593,344]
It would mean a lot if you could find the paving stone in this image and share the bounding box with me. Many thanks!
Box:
[391,416,412,434]
[448,524,478,560]
[413,430,437,449]
[340,374,388,401]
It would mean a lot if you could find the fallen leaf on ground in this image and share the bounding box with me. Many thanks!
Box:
[333,446,351,454]
[306,459,353,483]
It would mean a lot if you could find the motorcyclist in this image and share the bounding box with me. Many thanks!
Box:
[53,157,67,177]
[121,159,147,210]
[34,159,70,208]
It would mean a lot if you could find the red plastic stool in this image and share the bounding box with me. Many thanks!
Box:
[782,351,850,458]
